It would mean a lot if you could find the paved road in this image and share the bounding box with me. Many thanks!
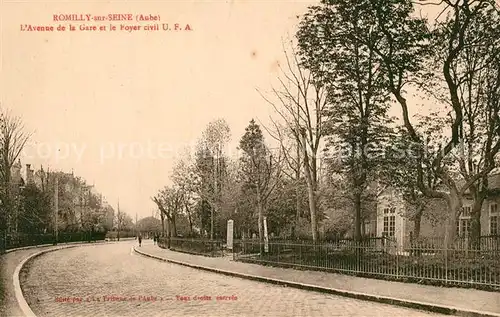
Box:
[20,240,445,317]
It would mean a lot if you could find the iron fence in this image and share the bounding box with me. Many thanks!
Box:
[158,237,225,257]
[0,231,106,253]
[233,236,500,290]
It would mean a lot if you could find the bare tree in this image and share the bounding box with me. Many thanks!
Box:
[0,109,31,232]
[171,154,199,236]
[259,41,328,242]
[152,186,184,239]
[194,119,231,239]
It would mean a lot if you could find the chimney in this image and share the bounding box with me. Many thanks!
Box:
[26,164,34,184]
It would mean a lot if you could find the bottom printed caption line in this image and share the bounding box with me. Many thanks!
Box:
[55,295,239,303]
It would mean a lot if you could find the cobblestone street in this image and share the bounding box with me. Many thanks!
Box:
[19,241,445,317]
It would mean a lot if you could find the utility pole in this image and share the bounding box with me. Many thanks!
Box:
[135,212,138,237]
[87,185,93,242]
[211,156,216,240]
[54,175,59,245]
[117,198,120,241]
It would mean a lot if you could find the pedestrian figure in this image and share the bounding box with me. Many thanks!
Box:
[153,235,157,245]
[138,234,142,247]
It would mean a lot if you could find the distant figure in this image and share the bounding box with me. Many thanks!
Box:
[138,234,142,247]
[153,235,157,245]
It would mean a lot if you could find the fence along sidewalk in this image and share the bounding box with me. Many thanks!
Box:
[139,243,500,316]
[231,235,500,290]
[0,231,107,253]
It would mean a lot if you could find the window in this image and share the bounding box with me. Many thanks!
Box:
[459,219,471,237]
[462,206,471,217]
[491,203,498,214]
[458,205,472,237]
[491,216,498,235]
[383,215,396,237]
[490,203,499,235]
[364,220,371,235]
[383,207,396,214]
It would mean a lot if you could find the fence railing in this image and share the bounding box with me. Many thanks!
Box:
[402,235,500,253]
[0,231,107,253]
[232,236,500,290]
[158,237,225,257]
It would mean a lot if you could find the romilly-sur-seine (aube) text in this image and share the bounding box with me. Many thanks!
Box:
[20,13,193,32]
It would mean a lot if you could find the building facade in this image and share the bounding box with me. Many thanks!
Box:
[376,175,500,250]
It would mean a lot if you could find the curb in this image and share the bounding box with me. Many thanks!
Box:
[4,237,136,254]
[6,240,99,254]
[14,245,83,317]
[133,247,500,317]
[14,240,125,317]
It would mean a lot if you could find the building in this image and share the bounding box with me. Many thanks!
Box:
[25,164,34,185]
[11,159,24,187]
[376,173,500,251]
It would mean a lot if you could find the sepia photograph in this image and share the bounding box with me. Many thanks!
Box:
[0,0,499,316]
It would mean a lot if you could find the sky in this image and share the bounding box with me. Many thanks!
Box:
[0,1,446,221]
[0,0,322,221]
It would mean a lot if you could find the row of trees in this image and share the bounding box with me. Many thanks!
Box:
[153,117,342,246]
[154,0,500,248]
[292,0,500,248]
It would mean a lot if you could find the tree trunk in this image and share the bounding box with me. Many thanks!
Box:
[411,205,425,256]
[171,214,177,238]
[186,203,193,235]
[444,189,461,249]
[210,206,214,240]
[166,219,171,248]
[470,197,484,250]
[354,191,362,242]
[293,184,300,240]
[257,185,264,255]
[211,156,217,241]
[3,159,12,232]
[160,213,165,237]
[300,133,318,242]
[413,206,423,238]
[294,137,301,240]
[306,184,318,242]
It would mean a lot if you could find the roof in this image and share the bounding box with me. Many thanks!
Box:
[380,172,500,198]
[458,172,500,194]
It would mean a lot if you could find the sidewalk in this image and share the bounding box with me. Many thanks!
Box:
[135,245,500,317]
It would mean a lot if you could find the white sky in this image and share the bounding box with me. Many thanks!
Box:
[0,1,442,221]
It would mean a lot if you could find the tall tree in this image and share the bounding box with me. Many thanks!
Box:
[297,0,500,248]
[18,183,51,233]
[297,1,394,241]
[260,43,328,242]
[364,0,500,246]
[171,154,200,237]
[152,186,184,238]
[442,6,500,247]
[0,109,31,232]
[239,119,282,253]
[195,119,231,239]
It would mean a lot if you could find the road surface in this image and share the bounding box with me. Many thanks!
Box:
[20,240,445,317]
